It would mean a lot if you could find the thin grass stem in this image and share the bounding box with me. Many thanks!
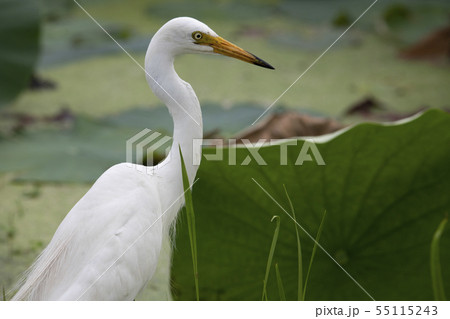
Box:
[303,210,326,300]
[283,184,302,301]
[431,215,448,301]
[262,215,280,301]
[179,147,199,301]
[275,263,286,301]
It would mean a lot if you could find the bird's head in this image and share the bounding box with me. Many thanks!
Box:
[152,17,274,70]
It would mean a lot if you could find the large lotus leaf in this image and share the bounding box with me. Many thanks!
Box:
[102,102,269,136]
[0,0,40,107]
[0,117,138,183]
[39,18,150,67]
[171,109,450,300]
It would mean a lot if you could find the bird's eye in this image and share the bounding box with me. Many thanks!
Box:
[192,32,203,40]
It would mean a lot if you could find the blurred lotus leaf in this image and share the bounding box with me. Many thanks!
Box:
[0,0,41,107]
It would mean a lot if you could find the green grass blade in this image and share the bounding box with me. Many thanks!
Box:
[262,215,280,301]
[179,147,199,301]
[431,216,448,301]
[303,210,327,300]
[275,263,286,301]
[283,184,302,301]
[2,286,5,301]
[262,280,268,301]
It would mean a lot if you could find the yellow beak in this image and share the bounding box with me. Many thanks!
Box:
[208,36,274,70]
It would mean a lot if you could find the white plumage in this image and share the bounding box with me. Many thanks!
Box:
[12,17,273,301]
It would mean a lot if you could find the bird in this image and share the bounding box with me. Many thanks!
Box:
[11,17,273,300]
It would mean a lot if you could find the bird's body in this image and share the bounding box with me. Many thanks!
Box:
[13,165,164,300]
[12,17,273,301]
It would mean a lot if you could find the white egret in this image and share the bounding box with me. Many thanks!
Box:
[11,17,273,300]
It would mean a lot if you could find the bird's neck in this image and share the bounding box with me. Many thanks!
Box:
[145,42,203,226]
